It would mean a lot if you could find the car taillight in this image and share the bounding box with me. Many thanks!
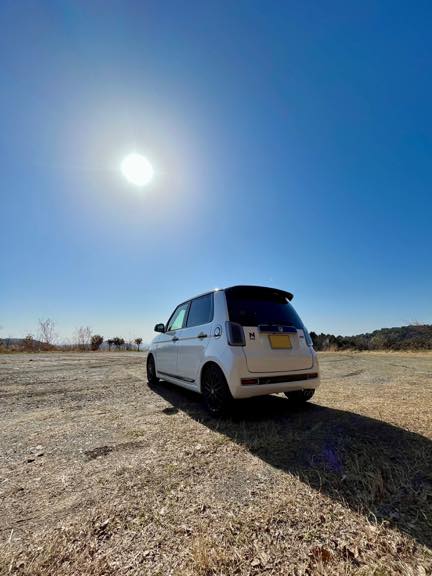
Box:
[303,327,313,347]
[225,321,245,346]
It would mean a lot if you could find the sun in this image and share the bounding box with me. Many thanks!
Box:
[121,153,154,187]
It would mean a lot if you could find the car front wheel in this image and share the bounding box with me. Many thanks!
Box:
[146,354,159,386]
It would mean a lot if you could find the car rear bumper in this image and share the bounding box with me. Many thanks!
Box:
[221,348,321,399]
[233,374,320,399]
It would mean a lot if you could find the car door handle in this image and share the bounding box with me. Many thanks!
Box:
[197,332,207,339]
[172,336,179,342]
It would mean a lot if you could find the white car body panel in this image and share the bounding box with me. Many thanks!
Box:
[155,332,178,375]
[175,321,213,383]
[241,326,314,372]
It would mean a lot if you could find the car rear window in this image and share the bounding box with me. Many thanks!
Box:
[225,286,304,328]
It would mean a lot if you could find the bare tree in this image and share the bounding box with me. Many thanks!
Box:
[135,337,143,351]
[38,318,56,346]
[75,326,92,350]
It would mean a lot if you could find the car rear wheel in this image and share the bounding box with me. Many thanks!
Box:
[147,354,159,386]
[201,364,233,417]
[284,389,315,404]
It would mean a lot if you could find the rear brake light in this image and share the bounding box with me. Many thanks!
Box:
[225,321,245,346]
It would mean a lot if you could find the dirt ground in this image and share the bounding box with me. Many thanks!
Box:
[0,351,431,575]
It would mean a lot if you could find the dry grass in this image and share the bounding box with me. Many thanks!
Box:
[0,351,431,575]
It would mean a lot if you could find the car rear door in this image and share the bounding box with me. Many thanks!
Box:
[225,286,314,373]
[176,293,214,383]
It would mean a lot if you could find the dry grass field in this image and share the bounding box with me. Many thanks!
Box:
[0,351,431,575]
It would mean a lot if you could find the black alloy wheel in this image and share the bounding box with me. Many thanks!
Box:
[201,364,233,417]
[147,354,159,386]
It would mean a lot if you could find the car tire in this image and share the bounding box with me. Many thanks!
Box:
[201,364,233,417]
[147,354,159,386]
[284,389,315,404]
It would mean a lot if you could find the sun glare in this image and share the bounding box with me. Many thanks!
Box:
[121,153,154,187]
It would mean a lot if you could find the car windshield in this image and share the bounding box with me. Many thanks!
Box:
[225,286,304,328]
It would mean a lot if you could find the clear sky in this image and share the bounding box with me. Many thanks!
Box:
[1,1,431,343]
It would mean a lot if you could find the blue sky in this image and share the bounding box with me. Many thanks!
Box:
[1,1,431,342]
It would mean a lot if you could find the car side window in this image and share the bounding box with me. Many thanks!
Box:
[166,302,189,332]
[186,294,214,328]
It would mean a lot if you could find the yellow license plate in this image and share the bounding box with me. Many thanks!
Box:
[268,334,292,349]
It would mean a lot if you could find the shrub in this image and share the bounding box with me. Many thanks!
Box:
[91,335,104,351]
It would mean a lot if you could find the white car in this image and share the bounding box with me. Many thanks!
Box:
[147,285,320,416]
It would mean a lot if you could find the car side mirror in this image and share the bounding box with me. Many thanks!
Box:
[154,323,165,333]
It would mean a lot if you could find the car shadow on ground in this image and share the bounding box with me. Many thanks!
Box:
[151,380,432,550]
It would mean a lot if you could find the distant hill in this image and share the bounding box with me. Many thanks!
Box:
[310,324,432,351]
[0,338,22,345]
[1,338,43,346]
[0,337,45,349]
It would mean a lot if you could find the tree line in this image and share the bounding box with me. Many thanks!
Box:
[2,318,432,353]
[0,318,144,352]
[310,324,432,351]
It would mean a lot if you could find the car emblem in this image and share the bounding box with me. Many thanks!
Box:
[249,332,255,340]
[278,326,283,332]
